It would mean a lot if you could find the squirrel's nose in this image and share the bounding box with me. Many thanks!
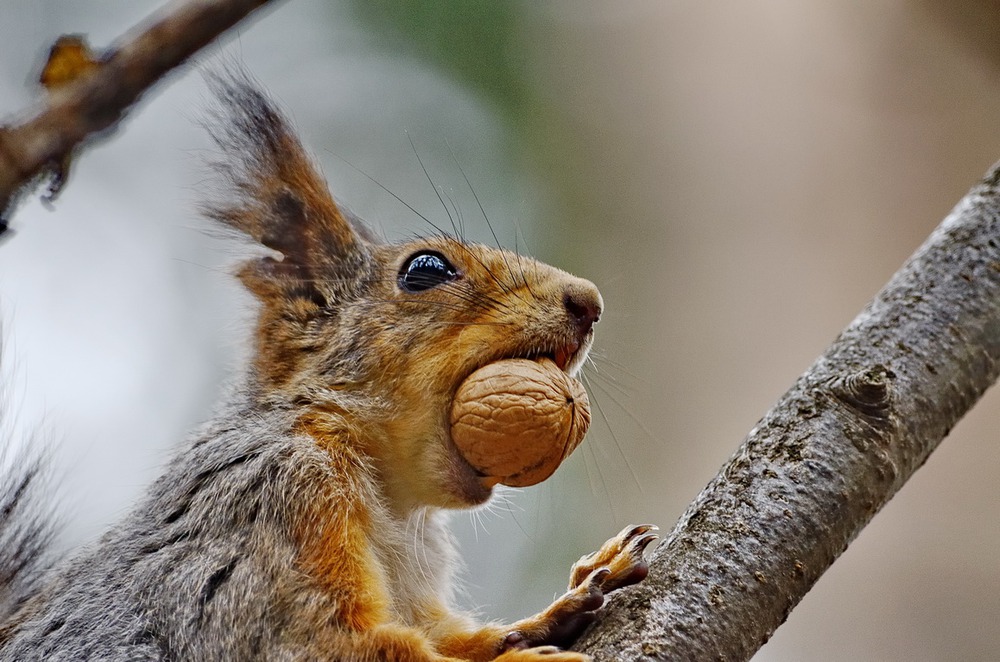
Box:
[563,280,603,338]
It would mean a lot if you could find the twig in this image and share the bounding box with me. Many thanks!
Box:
[0,0,282,233]
[575,163,1000,660]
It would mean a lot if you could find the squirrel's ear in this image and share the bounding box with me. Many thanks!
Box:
[203,70,373,305]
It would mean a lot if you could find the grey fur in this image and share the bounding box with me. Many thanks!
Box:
[3,390,300,660]
[0,383,453,661]
[0,452,54,626]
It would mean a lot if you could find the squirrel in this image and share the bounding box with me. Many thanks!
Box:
[0,71,656,661]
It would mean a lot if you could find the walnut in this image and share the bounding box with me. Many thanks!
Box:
[449,357,591,487]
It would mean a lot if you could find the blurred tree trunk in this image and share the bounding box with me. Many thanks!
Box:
[575,164,1000,659]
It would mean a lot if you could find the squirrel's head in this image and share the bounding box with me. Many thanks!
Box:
[206,73,601,511]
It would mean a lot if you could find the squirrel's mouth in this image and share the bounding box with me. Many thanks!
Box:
[523,337,587,377]
[553,341,579,372]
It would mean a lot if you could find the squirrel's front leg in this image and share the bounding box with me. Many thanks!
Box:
[505,524,658,650]
[437,525,658,661]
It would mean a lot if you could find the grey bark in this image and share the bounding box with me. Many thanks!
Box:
[574,164,1000,660]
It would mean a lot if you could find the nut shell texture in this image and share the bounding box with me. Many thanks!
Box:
[450,357,591,487]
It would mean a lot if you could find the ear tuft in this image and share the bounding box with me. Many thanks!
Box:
[202,68,371,304]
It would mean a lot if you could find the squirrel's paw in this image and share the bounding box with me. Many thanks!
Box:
[568,523,658,592]
[494,646,591,661]
[500,564,610,652]
[489,525,657,657]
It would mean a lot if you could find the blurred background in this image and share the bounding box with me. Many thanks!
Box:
[2,1,1000,659]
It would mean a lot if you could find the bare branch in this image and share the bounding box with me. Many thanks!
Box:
[0,0,282,232]
[576,164,1000,659]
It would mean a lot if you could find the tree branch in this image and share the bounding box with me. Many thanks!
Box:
[0,0,281,232]
[575,164,1000,659]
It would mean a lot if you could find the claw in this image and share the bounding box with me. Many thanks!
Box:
[619,523,659,545]
[626,531,660,557]
[504,524,658,655]
[587,567,611,586]
[568,524,659,590]
[596,530,658,593]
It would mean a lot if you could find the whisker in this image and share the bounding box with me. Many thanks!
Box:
[582,358,634,400]
[492,487,533,542]
[512,242,538,300]
[582,372,644,496]
[407,132,460,239]
[469,508,483,542]
[451,243,520,300]
[169,257,232,277]
[583,368,655,446]
[446,139,525,301]
[440,280,507,310]
[586,351,652,388]
[324,148,453,239]
[440,187,466,242]
[576,428,617,521]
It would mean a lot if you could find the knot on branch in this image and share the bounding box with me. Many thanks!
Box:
[832,365,895,419]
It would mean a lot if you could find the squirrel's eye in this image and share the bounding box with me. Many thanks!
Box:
[398,251,458,292]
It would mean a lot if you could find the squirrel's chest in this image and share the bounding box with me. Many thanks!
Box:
[369,511,458,625]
